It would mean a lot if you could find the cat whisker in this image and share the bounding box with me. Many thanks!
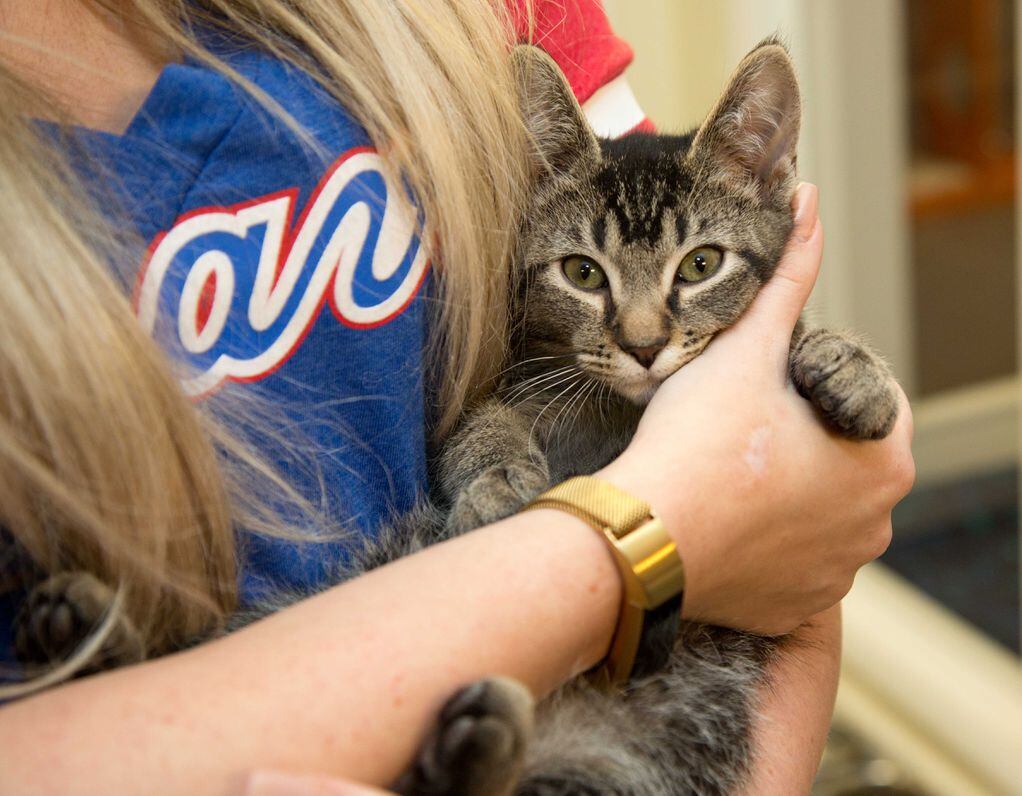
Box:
[504,371,577,411]
[560,379,598,445]
[493,353,574,381]
[593,381,607,425]
[548,381,584,447]
[507,367,583,411]
[502,365,578,405]
[551,378,594,447]
[527,375,585,462]
[596,382,609,427]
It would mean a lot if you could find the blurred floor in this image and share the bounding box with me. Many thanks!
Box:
[884,467,1019,653]
[814,467,1018,795]
[814,724,928,796]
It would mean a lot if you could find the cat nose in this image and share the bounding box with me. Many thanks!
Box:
[623,339,667,369]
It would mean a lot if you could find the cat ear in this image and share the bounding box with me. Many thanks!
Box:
[690,40,801,198]
[510,45,601,178]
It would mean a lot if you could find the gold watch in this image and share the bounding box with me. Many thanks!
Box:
[524,475,685,687]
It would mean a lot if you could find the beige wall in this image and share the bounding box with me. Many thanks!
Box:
[603,0,809,131]
[602,0,732,131]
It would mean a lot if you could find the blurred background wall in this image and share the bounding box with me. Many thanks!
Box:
[602,2,1022,794]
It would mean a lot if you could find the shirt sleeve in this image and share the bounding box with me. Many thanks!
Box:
[509,0,654,137]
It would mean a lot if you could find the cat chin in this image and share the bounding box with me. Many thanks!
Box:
[613,378,662,406]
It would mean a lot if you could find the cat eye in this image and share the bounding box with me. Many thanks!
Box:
[677,247,723,283]
[562,255,607,291]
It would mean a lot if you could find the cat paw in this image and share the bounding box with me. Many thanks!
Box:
[14,572,145,675]
[446,460,548,535]
[396,677,535,796]
[791,329,899,440]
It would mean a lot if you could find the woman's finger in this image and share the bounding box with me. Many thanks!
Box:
[243,770,396,796]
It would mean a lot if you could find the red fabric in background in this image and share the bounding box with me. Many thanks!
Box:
[509,0,635,103]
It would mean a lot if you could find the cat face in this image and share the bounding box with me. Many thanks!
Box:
[512,42,801,404]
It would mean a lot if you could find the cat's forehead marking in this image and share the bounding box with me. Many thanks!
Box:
[593,134,696,249]
[596,166,678,247]
[675,214,688,247]
[591,215,607,252]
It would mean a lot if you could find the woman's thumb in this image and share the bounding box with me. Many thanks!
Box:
[243,770,396,796]
[736,182,822,346]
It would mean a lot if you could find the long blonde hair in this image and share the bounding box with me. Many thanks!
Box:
[0,0,532,690]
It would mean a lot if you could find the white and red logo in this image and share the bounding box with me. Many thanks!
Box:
[135,147,429,396]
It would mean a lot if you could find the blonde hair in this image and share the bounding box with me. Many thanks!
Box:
[0,0,533,691]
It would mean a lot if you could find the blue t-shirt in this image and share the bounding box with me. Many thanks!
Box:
[1,40,432,658]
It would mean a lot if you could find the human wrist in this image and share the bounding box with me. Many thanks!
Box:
[525,477,685,685]
[594,454,710,622]
[594,455,691,553]
[512,508,624,678]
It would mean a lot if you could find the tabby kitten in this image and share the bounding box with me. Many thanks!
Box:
[394,41,898,796]
[15,39,897,796]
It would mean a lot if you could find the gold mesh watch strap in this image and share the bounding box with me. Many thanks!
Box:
[524,476,685,687]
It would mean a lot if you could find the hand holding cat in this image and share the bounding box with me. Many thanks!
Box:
[244,770,395,796]
[600,182,915,636]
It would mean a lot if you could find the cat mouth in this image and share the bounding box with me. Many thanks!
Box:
[609,339,714,404]
[614,375,663,405]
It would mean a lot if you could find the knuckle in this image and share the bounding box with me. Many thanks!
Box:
[866,521,893,560]
[891,444,916,496]
[825,573,857,606]
[878,419,916,499]
[895,452,917,496]
[771,260,811,292]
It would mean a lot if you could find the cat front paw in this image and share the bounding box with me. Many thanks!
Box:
[446,459,549,535]
[791,329,898,440]
[14,572,145,675]
[396,677,534,796]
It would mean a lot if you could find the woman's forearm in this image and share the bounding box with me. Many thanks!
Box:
[738,605,842,795]
[0,510,620,795]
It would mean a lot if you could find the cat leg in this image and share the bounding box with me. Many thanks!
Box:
[516,681,665,796]
[437,399,550,536]
[519,628,777,796]
[14,572,145,675]
[395,677,535,796]
[790,327,899,440]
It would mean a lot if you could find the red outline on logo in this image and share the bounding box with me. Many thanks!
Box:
[133,145,431,398]
[195,269,218,337]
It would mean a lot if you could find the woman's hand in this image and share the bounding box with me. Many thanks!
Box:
[600,183,915,635]
[243,770,394,795]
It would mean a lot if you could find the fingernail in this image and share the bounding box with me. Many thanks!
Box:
[244,770,383,796]
[792,183,819,240]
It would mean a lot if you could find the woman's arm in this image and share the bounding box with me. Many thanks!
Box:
[0,186,911,794]
[0,511,619,794]
[0,515,845,796]
[739,606,843,795]
[239,608,844,796]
